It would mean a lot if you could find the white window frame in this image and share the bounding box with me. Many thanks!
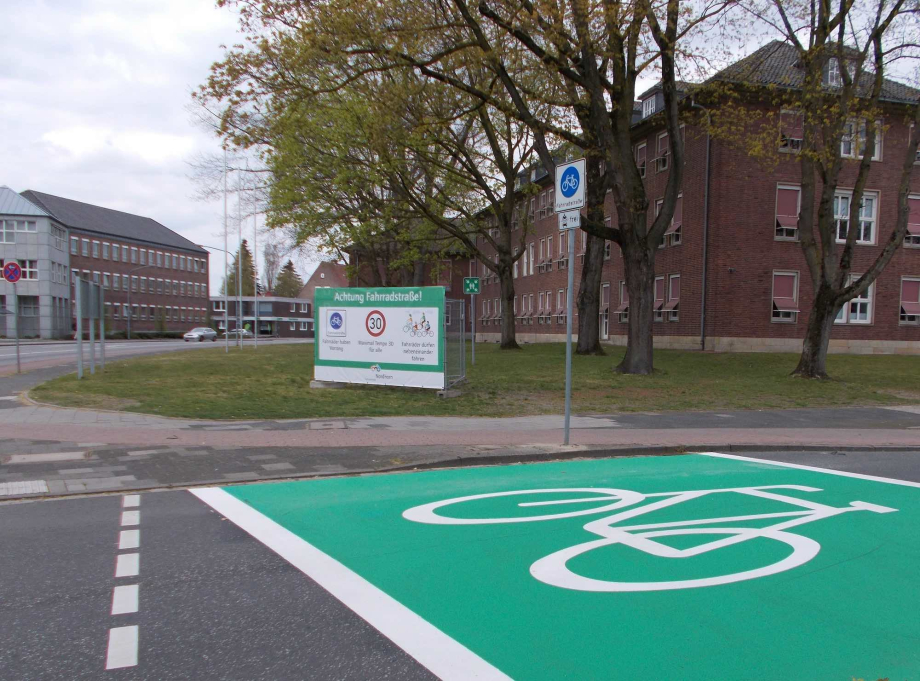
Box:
[654,276,665,322]
[642,96,655,118]
[636,142,647,178]
[900,277,920,325]
[775,184,801,241]
[834,190,878,245]
[656,131,669,172]
[771,270,799,323]
[668,274,680,322]
[835,276,875,325]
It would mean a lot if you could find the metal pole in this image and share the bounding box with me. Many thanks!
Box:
[563,226,575,445]
[471,293,475,366]
[75,277,83,379]
[89,284,95,375]
[13,283,20,374]
[223,148,229,354]
[250,160,259,350]
[126,285,132,340]
[237,187,243,349]
[99,286,105,370]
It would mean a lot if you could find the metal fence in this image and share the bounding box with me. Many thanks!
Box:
[444,298,466,388]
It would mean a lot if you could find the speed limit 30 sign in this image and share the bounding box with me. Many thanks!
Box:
[365,309,386,337]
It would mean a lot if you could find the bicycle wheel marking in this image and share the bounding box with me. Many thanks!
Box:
[403,483,898,592]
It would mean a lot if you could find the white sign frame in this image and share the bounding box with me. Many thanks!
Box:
[555,158,586,213]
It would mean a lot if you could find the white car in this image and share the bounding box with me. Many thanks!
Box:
[184,327,218,342]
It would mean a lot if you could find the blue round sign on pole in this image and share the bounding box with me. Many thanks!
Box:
[559,166,580,198]
[2,261,22,283]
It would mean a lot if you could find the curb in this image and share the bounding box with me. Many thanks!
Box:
[4,442,917,502]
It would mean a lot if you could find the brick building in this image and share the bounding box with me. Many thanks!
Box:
[470,41,920,354]
[2,188,210,338]
[209,296,314,338]
[298,261,349,302]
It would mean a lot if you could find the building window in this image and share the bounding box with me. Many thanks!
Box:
[122,245,129,263]
[157,252,163,267]
[656,131,669,172]
[654,276,665,321]
[13,260,38,280]
[112,244,119,261]
[140,277,147,293]
[112,274,120,290]
[103,273,111,289]
[835,277,874,325]
[825,57,843,86]
[900,278,920,324]
[779,110,804,152]
[172,254,178,269]
[213,300,226,312]
[102,242,110,260]
[172,281,178,295]
[70,236,78,254]
[130,247,137,264]
[82,239,89,257]
[772,271,799,322]
[636,143,647,178]
[906,196,920,247]
[157,279,163,294]
[841,119,882,160]
[642,96,656,118]
[834,191,876,244]
[666,196,682,246]
[299,302,309,313]
[122,275,129,292]
[92,271,100,285]
[617,281,629,323]
[776,185,800,240]
[665,274,680,321]
[139,249,146,266]
[179,256,186,270]
[131,276,138,292]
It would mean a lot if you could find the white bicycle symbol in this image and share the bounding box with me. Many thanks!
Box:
[403,485,897,592]
[560,173,579,192]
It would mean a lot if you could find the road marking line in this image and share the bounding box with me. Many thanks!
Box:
[191,487,511,681]
[105,626,138,669]
[120,510,140,526]
[118,530,139,550]
[122,495,140,508]
[111,585,139,615]
[6,452,86,464]
[115,553,139,578]
[0,480,48,496]
[698,452,920,488]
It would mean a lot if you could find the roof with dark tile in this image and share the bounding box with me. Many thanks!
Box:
[710,40,920,104]
[20,190,206,254]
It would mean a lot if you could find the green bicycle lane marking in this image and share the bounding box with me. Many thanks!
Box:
[224,455,920,680]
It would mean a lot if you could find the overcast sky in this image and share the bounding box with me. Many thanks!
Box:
[0,0,315,292]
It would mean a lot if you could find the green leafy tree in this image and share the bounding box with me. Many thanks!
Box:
[221,239,257,297]
[273,260,305,297]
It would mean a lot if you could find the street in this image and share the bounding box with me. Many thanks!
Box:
[1,450,918,680]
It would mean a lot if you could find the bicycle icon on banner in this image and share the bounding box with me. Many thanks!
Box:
[402,485,897,592]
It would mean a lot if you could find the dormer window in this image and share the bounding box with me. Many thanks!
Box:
[825,58,842,87]
[642,96,656,118]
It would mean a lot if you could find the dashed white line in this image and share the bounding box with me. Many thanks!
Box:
[115,553,139,578]
[111,585,139,615]
[120,510,140,526]
[118,530,139,550]
[122,495,140,508]
[105,626,138,669]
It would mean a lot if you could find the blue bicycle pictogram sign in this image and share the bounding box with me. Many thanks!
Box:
[560,166,580,197]
[329,312,343,330]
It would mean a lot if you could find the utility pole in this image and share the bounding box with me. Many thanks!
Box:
[223,148,229,353]
[249,160,259,350]
[237,177,243,349]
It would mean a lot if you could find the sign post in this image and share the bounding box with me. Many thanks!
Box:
[99,285,105,370]
[314,287,446,389]
[2,262,22,374]
[463,277,480,366]
[75,275,83,379]
[555,158,586,446]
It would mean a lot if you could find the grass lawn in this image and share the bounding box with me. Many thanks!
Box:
[30,342,920,420]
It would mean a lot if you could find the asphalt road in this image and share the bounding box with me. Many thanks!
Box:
[0,449,917,680]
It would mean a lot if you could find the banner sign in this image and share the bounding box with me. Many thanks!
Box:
[314,287,445,389]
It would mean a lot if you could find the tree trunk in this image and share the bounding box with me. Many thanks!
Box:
[616,239,655,374]
[498,266,520,350]
[793,286,838,379]
[576,234,605,355]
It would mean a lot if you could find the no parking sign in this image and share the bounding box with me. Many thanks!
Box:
[2,261,22,283]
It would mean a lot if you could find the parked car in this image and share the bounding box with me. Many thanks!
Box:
[222,328,254,339]
[184,327,218,342]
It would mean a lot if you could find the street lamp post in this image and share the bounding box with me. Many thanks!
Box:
[200,244,231,353]
[125,264,153,340]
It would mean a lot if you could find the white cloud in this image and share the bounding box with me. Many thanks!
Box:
[0,0,248,292]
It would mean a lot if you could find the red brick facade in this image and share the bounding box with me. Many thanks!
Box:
[70,234,210,332]
[468,110,920,354]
